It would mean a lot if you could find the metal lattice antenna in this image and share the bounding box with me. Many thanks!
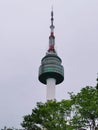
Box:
[50,7,55,34]
[48,8,55,53]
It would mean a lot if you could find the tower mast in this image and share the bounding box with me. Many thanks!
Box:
[38,10,64,100]
[48,9,55,53]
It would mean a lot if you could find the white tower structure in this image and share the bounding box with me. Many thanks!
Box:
[38,10,64,100]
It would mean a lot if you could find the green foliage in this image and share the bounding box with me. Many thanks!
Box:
[70,86,98,129]
[21,86,98,130]
[21,100,73,130]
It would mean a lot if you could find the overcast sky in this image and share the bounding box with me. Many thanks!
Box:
[0,0,98,129]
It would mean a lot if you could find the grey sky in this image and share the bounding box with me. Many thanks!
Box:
[0,0,98,129]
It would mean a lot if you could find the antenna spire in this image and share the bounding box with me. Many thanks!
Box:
[50,7,55,34]
[48,8,56,53]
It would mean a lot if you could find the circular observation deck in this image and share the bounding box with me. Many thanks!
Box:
[38,53,64,85]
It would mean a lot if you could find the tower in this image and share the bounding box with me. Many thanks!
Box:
[38,10,64,100]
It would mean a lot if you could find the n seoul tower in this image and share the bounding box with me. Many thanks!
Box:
[38,10,64,100]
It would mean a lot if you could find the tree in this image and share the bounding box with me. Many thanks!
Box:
[21,100,73,130]
[21,79,98,130]
[70,86,98,130]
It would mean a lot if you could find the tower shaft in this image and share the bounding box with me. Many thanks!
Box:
[46,78,56,100]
